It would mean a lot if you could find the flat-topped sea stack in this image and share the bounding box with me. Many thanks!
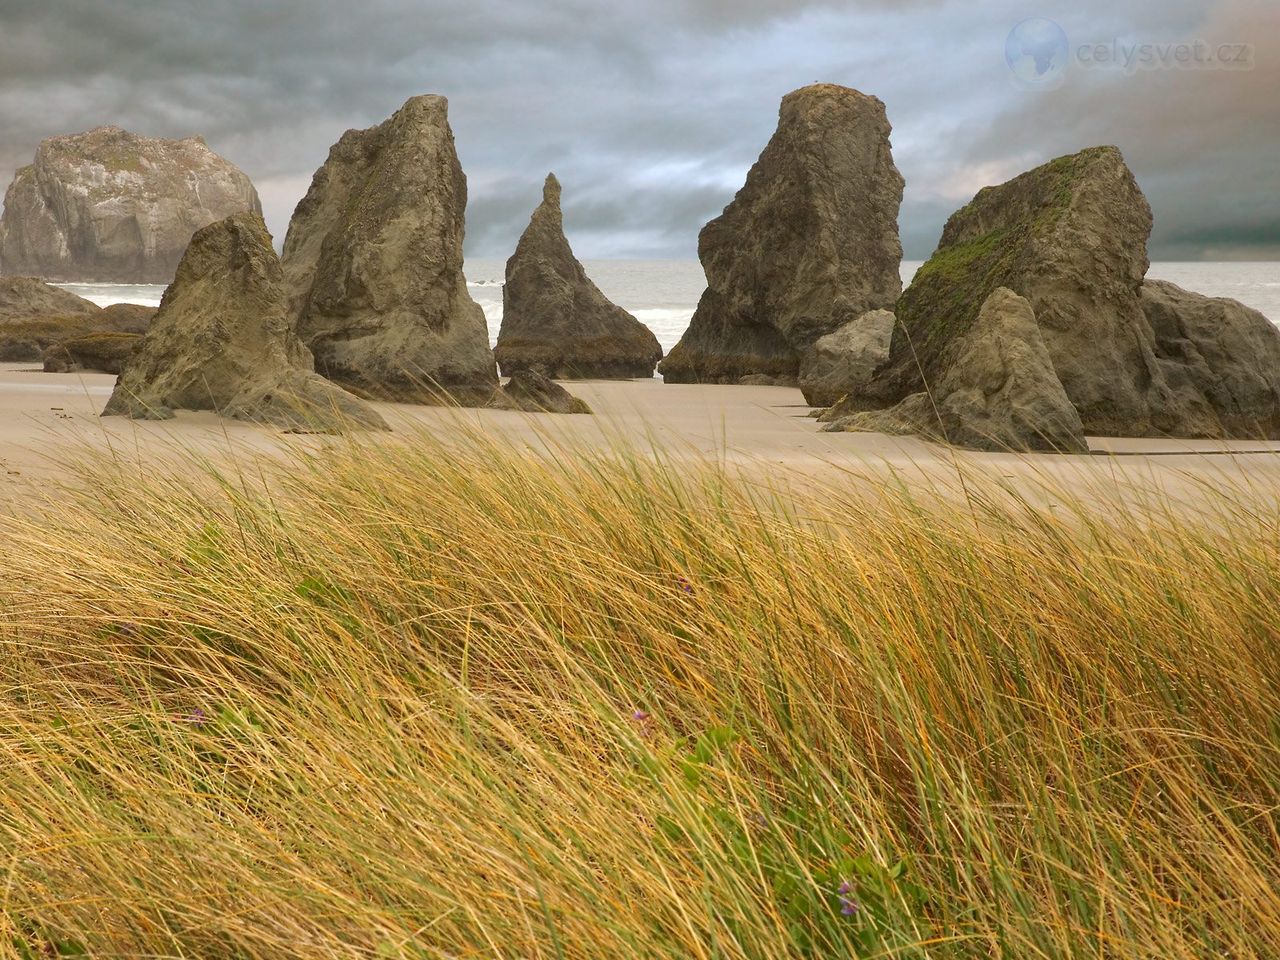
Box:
[103,212,387,433]
[495,174,661,379]
[829,145,1280,445]
[659,83,903,385]
[282,95,497,405]
[0,126,260,283]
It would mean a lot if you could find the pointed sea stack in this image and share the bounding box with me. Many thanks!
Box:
[281,95,497,405]
[495,174,662,379]
[659,84,904,385]
[103,212,387,433]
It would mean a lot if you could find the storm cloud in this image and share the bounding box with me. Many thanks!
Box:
[0,0,1274,260]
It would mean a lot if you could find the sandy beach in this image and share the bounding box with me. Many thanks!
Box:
[5,361,1280,511]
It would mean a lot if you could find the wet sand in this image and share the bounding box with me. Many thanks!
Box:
[3,363,1280,511]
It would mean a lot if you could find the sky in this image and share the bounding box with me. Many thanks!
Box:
[0,0,1275,261]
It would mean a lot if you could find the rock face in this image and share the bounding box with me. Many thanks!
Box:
[0,276,100,323]
[490,370,592,414]
[495,174,662,379]
[44,332,141,374]
[845,145,1280,440]
[103,213,387,433]
[823,288,1087,452]
[798,308,895,407]
[1140,280,1280,437]
[858,147,1154,435]
[0,126,261,283]
[282,95,497,405]
[659,84,903,385]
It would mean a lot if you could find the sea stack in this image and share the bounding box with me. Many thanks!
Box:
[659,83,903,385]
[0,126,260,283]
[495,174,662,379]
[103,212,387,433]
[838,145,1280,441]
[281,95,497,405]
[822,288,1087,452]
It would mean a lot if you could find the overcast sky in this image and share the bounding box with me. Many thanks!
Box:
[0,0,1275,261]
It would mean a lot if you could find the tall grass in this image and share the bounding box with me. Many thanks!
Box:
[1,430,1279,958]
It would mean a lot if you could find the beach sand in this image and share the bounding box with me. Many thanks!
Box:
[3,362,1280,511]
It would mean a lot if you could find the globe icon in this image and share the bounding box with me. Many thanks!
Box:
[1005,18,1069,88]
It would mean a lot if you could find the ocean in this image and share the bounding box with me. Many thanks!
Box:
[58,260,1279,355]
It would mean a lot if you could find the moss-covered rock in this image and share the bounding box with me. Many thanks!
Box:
[43,332,142,374]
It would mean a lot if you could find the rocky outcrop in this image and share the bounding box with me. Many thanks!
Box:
[103,212,387,433]
[798,308,894,407]
[822,288,1087,452]
[490,370,592,414]
[44,332,141,374]
[0,276,100,323]
[842,145,1280,440]
[659,84,903,384]
[0,282,153,363]
[0,126,260,282]
[281,95,496,405]
[855,147,1155,435]
[1140,280,1280,437]
[495,174,662,379]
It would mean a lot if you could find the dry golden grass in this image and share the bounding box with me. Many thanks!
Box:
[1,430,1279,958]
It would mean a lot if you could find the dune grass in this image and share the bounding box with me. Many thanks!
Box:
[1,430,1279,958]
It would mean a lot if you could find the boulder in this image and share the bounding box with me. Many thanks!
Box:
[0,276,100,323]
[798,308,895,406]
[98,303,156,333]
[44,332,141,374]
[1140,280,1280,437]
[0,126,260,282]
[102,213,387,433]
[281,95,497,405]
[490,371,592,414]
[495,174,662,379]
[659,83,903,384]
[823,288,1087,453]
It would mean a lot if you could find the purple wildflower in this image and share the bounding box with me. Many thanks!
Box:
[675,576,694,595]
[632,710,650,722]
[837,881,860,916]
[116,621,140,637]
[186,707,208,727]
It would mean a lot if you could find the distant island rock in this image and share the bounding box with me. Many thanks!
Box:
[495,174,662,379]
[825,144,1280,447]
[660,83,903,386]
[103,212,387,433]
[282,95,497,405]
[0,126,261,283]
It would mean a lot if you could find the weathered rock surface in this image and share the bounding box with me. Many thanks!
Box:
[282,95,496,405]
[856,146,1155,434]
[495,174,662,379]
[0,276,100,323]
[845,145,1280,440]
[490,371,592,414]
[823,288,1087,452]
[659,83,903,384]
[1140,280,1280,437]
[799,308,895,407]
[0,126,261,282]
[103,212,387,433]
[44,332,141,374]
